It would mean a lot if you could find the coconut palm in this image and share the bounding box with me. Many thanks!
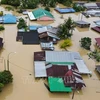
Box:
[57,17,76,39]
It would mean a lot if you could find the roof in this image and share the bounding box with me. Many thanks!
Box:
[34,51,91,78]
[48,77,72,92]
[55,8,75,13]
[92,26,100,33]
[96,65,100,73]
[74,60,91,74]
[94,20,100,26]
[95,37,100,46]
[32,8,54,19]
[3,14,16,24]
[45,51,82,63]
[83,3,99,9]
[28,12,36,20]
[34,61,47,77]
[75,21,90,25]
[40,42,54,50]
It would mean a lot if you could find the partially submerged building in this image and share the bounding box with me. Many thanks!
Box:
[28,8,54,21]
[34,51,88,92]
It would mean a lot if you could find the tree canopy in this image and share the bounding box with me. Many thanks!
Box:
[57,17,76,39]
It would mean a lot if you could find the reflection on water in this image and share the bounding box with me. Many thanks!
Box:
[78,48,89,57]
[34,21,54,25]
[0,83,13,100]
[76,26,90,32]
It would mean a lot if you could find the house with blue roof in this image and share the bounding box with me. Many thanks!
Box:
[3,14,17,24]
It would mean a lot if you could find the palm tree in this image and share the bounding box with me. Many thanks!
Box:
[57,17,76,39]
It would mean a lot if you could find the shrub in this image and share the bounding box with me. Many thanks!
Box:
[73,3,86,12]
[79,37,91,50]
[0,11,3,16]
[59,39,72,50]
[45,6,50,12]
[0,26,5,31]
[0,70,13,85]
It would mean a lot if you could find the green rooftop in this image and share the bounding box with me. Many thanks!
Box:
[48,77,72,92]
[32,8,54,19]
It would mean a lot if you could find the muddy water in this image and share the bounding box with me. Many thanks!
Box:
[0,5,100,100]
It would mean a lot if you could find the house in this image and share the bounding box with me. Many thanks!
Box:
[34,51,91,78]
[3,14,17,24]
[38,27,59,43]
[83,9,100,17]
[34,51,87,92]
[83,3,100,10]
[75,20,90,28]
[55,8,75,14]
[28,8,54,21]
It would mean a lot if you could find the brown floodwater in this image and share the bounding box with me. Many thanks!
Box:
[0,4,100,100]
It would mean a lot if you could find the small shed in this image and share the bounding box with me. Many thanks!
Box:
[75,20,90,28]
[55,8,75,14]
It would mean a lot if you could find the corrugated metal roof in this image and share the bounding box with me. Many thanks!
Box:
[28,12,36,20]
[46,51,74,62]
[46,51,82,62]
[34,61,47,77]
[47,32,60,39]
[74,60,91,74]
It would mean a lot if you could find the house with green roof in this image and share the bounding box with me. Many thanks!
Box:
[28,8,54,21]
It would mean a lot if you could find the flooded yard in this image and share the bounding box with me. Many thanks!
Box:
[0,5,100,100]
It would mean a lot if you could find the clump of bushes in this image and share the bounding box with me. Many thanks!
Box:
[73,3,86,12]
[0,70,13,92]
[0,26,5,31]
[79,37,91,50]
[0,11,3,16]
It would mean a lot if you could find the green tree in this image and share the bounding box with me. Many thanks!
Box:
[79,37,91,50]
[0,70,13,85]
[17,18,27,29]
[57,17,76,39]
